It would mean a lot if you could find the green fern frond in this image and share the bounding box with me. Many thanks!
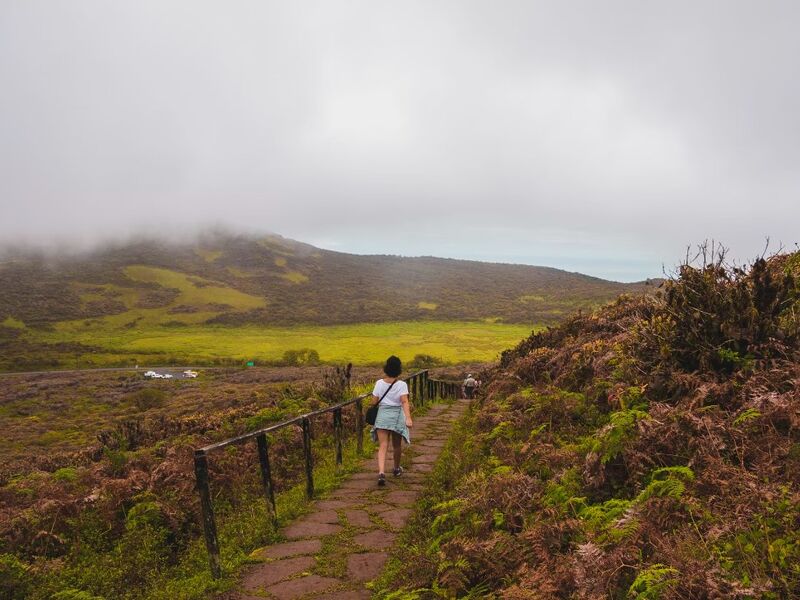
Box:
[627,564,679,599]
[733,407,762,426]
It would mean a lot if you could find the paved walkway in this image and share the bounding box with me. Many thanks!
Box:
[233,399,470,599]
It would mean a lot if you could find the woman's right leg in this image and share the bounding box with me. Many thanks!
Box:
[376,429,390,474]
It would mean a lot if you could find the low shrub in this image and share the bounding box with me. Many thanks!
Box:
[127,388,168,411]
[280,348,321,366]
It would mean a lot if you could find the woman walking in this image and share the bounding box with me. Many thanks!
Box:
[370,355,413,486]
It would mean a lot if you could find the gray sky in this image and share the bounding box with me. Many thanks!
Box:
[1,1,798,281]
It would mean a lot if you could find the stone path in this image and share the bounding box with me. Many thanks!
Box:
[233,399,470,599]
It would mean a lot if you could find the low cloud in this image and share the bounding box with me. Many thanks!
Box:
[1,1,798,280]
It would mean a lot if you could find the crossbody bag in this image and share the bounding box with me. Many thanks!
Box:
[365,380,396,426]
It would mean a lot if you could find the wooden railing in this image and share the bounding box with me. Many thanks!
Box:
[193,369,460,577]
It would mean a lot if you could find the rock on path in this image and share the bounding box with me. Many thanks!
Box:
[232,399,469,599]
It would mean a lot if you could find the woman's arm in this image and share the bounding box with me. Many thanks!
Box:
[401,394,412,427]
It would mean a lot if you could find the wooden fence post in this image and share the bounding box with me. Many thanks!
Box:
[194,450,221,578]
[301,417,314,499]
[256,434,278,528]
[355,397,364,455]
[333,408,343,466]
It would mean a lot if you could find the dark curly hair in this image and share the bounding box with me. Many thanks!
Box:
[383,355,402,378]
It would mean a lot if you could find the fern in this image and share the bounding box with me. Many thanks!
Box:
[487,421,514,441]
[636,466,694,503]
[463,582,492,598]
[431,499,465,531]
[380,590,427,600]
[733,407,762,426]
[650,465,695,482]
[591,408,649,463]
[627,564,679,598]
[429,498,468,552]
[579,498,633,531]
[492,508,505,528]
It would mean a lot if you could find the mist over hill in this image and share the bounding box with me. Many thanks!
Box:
[0,232,656,329]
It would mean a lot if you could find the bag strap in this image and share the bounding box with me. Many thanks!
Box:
[375,380,397,407]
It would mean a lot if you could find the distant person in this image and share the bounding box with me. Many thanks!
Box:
[463,373,477,399]
[370,355,413,486]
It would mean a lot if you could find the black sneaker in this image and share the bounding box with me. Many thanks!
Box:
[393,466,404,477]
[377,473,386,486]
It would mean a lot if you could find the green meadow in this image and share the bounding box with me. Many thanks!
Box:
[28,320,541,367]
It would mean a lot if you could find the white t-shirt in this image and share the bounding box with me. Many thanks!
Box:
[372,379,409,407]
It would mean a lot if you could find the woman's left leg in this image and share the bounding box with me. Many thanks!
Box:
[391,431,402,471]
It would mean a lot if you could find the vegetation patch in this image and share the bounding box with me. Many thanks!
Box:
[194,248,223,263]
[280,270,309,284]
[376,248,800,598]
[2,316,26,329]
[123,266,266,311]
[0,367,378,599]
[5,321,537,371]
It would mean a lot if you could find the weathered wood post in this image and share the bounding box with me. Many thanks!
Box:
[194,450,221,578]
[333,408,343,466]
[301,417,314,499]
[355,397,364,455]
[256,433,278,527]
[420,371,426,404]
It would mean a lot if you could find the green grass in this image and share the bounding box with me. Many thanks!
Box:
[279,270,309,284]
[41,266,270,334]
[123,266,266,310]
[1,316,26,329]
[28,321,540,367]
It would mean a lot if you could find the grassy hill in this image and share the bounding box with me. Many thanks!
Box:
[0,232,653,328]
[0,232,655,370]
[376,251,800,598]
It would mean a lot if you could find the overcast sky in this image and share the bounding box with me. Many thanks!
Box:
[1,1,798,281]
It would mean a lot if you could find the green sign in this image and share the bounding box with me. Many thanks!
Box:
[246,361,255,367]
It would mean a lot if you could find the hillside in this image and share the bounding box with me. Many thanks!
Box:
[377,251,800,598]
[0,232,654,329]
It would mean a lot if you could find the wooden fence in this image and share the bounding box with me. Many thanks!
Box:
[193,369,460,577]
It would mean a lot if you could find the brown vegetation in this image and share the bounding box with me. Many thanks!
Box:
[381,248,800,598]
[0,365,404,598]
